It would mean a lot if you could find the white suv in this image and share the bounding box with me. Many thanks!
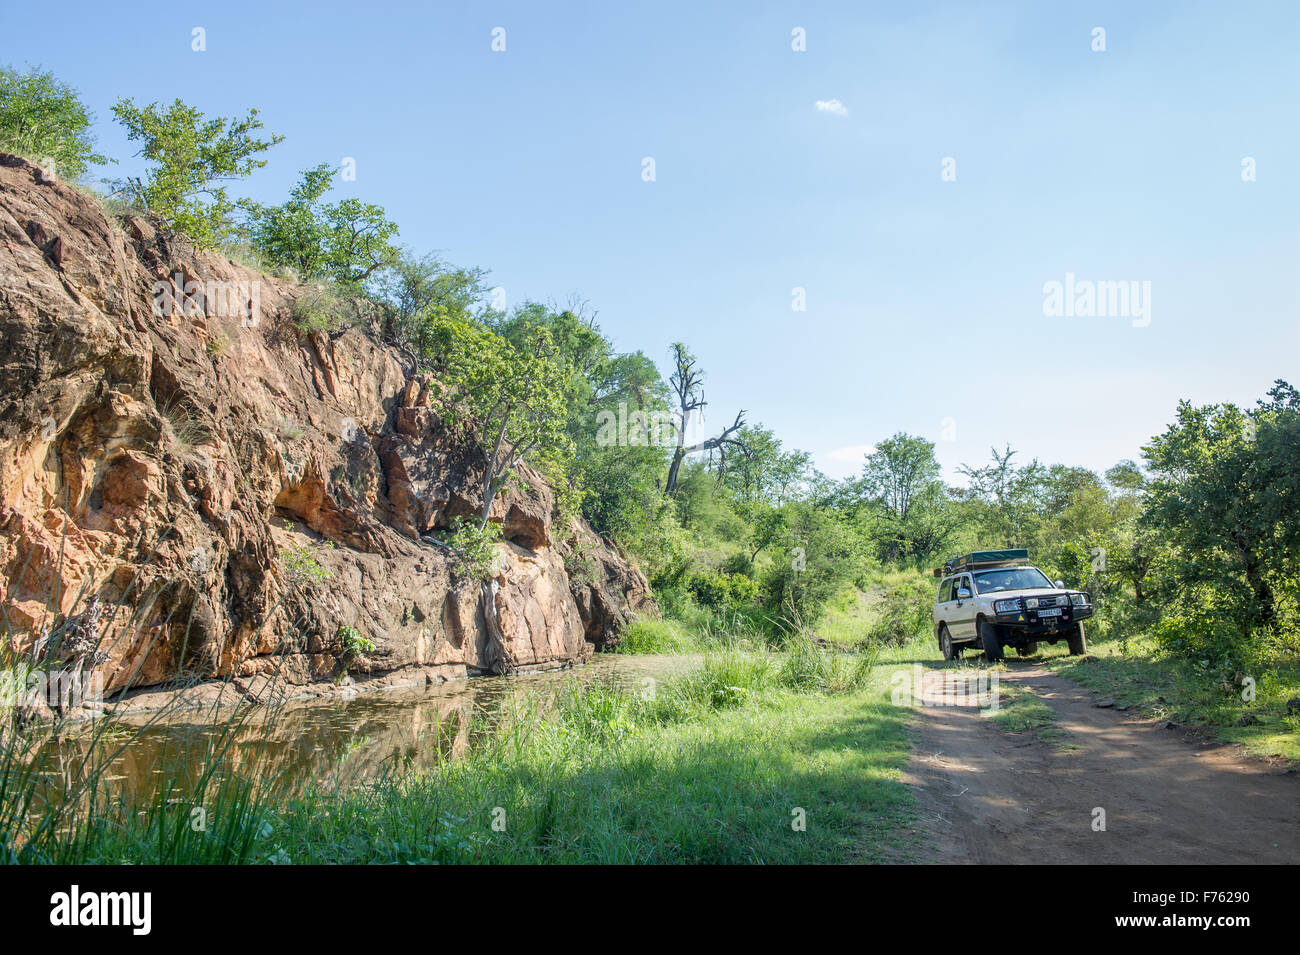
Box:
[932,551,1093,661]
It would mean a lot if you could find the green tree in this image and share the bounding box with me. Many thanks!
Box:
[1143,384,1299,638]
[762,502,860,623]
[0,66,108,178]
[428,316,572,673]
[429,317,572,528]
[494,304,675,549]
[377,250,487,361]
[853,433,956,563]
[719,424,810,506]
[242,162,400,284]
[111,97,282,246]
[958,444,1049,549]
[1105,459,1145,493]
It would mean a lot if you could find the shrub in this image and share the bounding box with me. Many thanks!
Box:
[445,517,503,581]
[281,540,333,586]
[687,568,759,612]
[0,66,108,178]
[866,577,934,645]
[292,284,358,334]
[338,625,374,660]
[110,97,281,247]
[561,544,599,588]
[1150,606,1252,685]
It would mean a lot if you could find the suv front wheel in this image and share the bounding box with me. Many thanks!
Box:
[978,618,1003,662]
[1066,622,1087,655]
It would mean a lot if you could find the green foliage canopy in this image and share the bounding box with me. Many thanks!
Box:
[0,65,108,178]
[242,162,400,285]
[111,97,282,247]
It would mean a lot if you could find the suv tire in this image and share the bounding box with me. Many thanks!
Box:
[1066,622,1087,656]
[939,625,957,661]
[979,618,1003,662]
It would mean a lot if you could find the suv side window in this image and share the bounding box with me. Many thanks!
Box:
[958,575,973,597]
[940,578,954,602]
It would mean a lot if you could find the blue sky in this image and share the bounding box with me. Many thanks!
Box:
[5,0,1297,483]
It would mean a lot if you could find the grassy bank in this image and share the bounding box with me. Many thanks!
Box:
[2,638,919,864]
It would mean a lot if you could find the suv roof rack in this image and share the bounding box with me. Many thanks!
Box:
[933,549,1030,578]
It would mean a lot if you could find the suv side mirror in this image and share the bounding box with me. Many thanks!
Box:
[1054,579,1064,589]
[956,587,972,600]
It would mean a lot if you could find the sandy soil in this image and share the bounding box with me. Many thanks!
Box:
[903,663,1300,863]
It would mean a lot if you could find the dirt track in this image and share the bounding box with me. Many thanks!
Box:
[904,663,1300,863]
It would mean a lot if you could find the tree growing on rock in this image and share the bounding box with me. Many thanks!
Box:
[427,315,572,672]
[111,97,282,247]
[375,250,488,367]
[241,162,401,286]
[0,65,109,178]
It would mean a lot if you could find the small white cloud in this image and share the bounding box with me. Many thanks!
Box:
[825,444,873,462]
[814,99,848,116]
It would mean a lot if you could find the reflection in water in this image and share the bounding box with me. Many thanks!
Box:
[28,654,695,808]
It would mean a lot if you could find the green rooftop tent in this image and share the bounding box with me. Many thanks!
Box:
[933,549,1030,577]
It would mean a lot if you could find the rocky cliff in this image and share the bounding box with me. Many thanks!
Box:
[0,152,654,704]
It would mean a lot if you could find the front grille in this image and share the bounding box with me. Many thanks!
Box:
[1037,596,1061,607]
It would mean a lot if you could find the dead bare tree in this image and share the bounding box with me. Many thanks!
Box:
[664,343,749,495]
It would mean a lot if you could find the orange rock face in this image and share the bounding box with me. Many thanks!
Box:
[0,153,654,697]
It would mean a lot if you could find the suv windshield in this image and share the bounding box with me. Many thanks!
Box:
[973,567,1052,593]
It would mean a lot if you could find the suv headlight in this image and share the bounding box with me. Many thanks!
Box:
[994,598,1022,613]
[1070,593,1088,607]
[1023,597,1039,609]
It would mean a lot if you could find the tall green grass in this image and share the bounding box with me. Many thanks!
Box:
[1,696,288,864]
[3,640,904,864]
[273,644,911,864]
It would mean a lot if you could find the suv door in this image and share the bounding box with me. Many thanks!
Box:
[951,574,977,640]
[935,574,956,634]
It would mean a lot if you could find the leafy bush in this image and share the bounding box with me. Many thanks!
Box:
[445,517,503,581]
[866,577,934,646]
[281,540,333,586]
[1150,601,1253,685]
[687,568,759,612]
[721,552,756,577]
[761,504,863,623]
[0,65,108,178]
[292,284,360,334]
[561,543,599,588]
[338,625,374,660]
[110,97,281,247]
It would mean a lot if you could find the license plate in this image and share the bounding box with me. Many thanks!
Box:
[1038,608,1062,618]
